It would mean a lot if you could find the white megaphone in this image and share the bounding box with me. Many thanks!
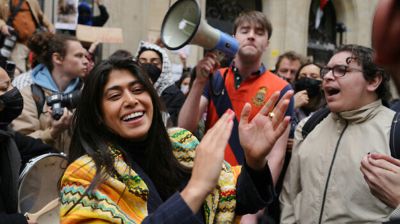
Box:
[161,0,239,58]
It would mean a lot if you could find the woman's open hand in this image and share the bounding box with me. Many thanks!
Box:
[181,109,234,213]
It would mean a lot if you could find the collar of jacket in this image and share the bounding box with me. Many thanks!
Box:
[332,100,384,124]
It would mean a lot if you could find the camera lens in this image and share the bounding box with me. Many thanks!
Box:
[52,103,64,120]
[0,28,17,59]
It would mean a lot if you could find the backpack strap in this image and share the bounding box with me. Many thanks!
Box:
[390,112,400,159]
[301,107,331,139]
[209,68,245,165]
[7,0,25,26]
[30,84,45,116]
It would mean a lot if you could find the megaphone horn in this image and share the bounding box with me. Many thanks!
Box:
[161,0,239,58]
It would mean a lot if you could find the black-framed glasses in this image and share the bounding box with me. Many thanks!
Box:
[320,65,363,79]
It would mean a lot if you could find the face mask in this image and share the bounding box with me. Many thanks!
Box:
[0,87,23,128]
[180,84,189,95]
[141,63,162,83]
[294,77,322,98]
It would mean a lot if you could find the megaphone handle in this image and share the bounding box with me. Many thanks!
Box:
[215,50,226,62]
[25,198,59,222]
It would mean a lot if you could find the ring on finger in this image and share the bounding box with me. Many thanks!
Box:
[268,111,275,119]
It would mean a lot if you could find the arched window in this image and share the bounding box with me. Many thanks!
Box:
[206,0,262,35]
[307,0,336,64]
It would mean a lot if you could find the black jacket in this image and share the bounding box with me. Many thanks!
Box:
[92,4,109,27]
[160,85,185,126]
[0,128,54,224]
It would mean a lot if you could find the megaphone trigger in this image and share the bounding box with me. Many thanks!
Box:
[215,51,226,62]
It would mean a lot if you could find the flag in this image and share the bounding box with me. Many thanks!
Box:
[315,0,329,29]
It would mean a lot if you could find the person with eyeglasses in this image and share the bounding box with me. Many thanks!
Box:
[136,41,185,126]
[280,44,395,223]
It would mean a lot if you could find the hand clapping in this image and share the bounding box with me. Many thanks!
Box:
[239,90,293,170]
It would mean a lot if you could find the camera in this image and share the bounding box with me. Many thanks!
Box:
[0,59,15,79]
[0,26,17,60]
[46,90,81,120]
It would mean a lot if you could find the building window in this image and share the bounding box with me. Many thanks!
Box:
[307,0,336,64]
[206,0,262,35]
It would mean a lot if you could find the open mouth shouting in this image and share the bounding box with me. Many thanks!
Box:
[324,86,341,102]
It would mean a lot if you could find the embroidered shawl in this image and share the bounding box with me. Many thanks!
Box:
[60,128,241,223]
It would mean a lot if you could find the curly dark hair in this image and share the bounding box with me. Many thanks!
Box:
[27,32,78,71]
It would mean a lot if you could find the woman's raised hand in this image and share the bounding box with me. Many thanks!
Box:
[239,90,293,170]
[181,109,234,213]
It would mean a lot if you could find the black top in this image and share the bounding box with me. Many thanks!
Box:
[118,137,274,223]
[92,5,109,27]
[0,129,55,224]
[160,84,185,126]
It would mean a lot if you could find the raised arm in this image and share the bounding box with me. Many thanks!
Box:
[238,90,293,172]
[178,53,218,132]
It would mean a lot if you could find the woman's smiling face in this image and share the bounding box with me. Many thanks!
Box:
[101,69,153,140]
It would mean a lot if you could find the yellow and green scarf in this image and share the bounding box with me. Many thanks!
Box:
[60,128,241,224]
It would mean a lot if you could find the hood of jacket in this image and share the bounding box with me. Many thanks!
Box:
[135,41,175,96]
[31,64,81,94]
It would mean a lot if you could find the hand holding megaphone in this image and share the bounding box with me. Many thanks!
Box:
[196,52,220,81]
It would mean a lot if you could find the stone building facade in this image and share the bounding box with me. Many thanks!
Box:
[42,0,379,69]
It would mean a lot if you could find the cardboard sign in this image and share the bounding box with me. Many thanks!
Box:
[55,0,78,30]
[76,25,124,43]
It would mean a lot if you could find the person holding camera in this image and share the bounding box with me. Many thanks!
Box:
[0,0,54,74]
[11,32,88,153]
[0,66,55,224]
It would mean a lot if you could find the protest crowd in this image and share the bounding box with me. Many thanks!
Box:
[1,0,400,224]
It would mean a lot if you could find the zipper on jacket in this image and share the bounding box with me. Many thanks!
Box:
[318,121,348,224]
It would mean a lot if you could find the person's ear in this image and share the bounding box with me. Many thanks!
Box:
[367,74,383,92]
[52,52,63,66]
